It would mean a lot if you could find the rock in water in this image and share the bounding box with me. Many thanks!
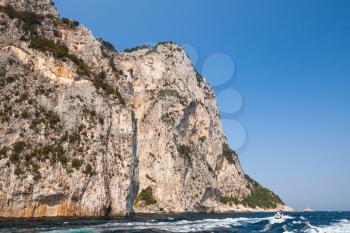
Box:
[0,0,288,217]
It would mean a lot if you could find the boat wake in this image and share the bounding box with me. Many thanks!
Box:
[2,212,349,233]
[45,215,295,233]
[303,219,350,233]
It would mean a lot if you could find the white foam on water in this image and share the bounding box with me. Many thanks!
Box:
[292,220,303,224]
[305,219,350,233]
[43,215,296,233]
[282,224,297,233]
[99,218,248,232]
[45,228,95,233]
[91,215,294,233]
[260,215,294,232]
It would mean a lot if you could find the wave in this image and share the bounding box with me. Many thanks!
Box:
[260,215,295,232]
[44,215,295,233]
[41,216,350,233]
[45,229,95,233]
[98,217,255,232]
[8,214,350,233]
[304,219,350,233]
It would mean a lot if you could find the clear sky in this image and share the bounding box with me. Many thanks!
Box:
[55,0,350,211]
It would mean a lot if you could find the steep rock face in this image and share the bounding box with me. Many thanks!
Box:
[119,45,250,213]
[0,0,287,217]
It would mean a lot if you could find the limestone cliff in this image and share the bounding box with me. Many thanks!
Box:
[0,0,289,217]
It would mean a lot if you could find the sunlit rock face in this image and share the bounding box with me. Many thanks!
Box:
[0,0,287,217]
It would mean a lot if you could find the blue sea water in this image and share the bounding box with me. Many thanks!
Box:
[0,211,349,233]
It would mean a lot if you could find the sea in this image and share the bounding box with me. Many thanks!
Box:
[0,211,349,233]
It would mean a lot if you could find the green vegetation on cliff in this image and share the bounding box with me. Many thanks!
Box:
[93,72,125,104]
[220,196,239,205]
[29,36,91,76]
[0,5,91,77]
[222,143,237,164]
[219,176,284,209]
[177,144,191,162]
[0,5,42,35]
[243,175,284,209]
[134,186,157,206]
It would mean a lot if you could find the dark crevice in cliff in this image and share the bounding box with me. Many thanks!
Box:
[34,193,65,207]
[127,111,139,215]
[176,101,197,137]
[104,204,112,216]
[102,105,113,215]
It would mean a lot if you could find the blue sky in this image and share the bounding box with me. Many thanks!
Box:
[55,0,350,211]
